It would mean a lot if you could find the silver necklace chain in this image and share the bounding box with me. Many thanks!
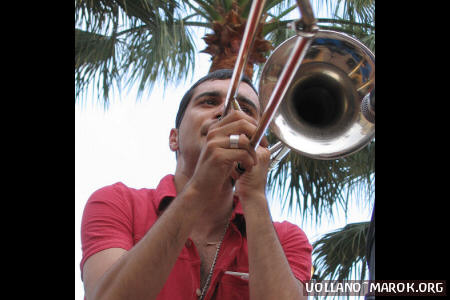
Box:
[199,218,230,300]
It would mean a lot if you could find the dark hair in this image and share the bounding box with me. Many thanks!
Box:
[175,69,258,129]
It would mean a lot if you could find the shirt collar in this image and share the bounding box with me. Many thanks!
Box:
[153,174,246,232]
[153,174,177,214]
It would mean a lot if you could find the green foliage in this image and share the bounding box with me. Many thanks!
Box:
[75,0,196,103]
[75,0,375,102]
[75,28,120,105]
[312,221,369,281]
[267,140,374,224]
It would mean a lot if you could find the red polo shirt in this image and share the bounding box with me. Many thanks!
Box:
[81,174,312,299]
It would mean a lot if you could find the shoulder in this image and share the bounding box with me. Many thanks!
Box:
[273,221,313,283]
[90,181,145,198]
[87,182,155,209]
[80,182,157,272]
[273,221,312,249]
[273,220,307,237]
[81,182,159,232]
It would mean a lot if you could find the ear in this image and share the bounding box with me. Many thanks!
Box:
[169,128,179,152]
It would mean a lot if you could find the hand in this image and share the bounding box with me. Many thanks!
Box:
[186,110,261,209]
[234,136,271,204]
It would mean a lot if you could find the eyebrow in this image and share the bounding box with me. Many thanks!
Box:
[192,91,220,103]
[192,91,260,114]
[236,95,260,115]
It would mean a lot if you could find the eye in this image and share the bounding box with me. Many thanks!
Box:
[240,105,256,117]
[200,98,218,106]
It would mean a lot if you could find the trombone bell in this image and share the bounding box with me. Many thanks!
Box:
[259,30,375,160]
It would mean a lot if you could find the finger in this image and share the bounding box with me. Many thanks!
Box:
[236,163,246,174]
[217,147,256,175]
[259,136,269,148]
[232,134,257,164]
[230,162,252,181]
[209,110,258,135]
[205,131,257,162]
[219,109,259,127]
[203,139,256,167]
[257,146,271,165]
[208,120,257,143]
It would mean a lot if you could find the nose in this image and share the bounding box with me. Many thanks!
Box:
[214,103,225,120]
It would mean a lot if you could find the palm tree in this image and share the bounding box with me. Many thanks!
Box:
[75,0,375,284]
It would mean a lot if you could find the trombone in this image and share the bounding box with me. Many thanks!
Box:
[222,0,375,169]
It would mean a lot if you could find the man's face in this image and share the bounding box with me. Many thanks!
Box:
[175,79,260,171]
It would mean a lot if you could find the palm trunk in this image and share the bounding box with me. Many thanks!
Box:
[201,7,272,78]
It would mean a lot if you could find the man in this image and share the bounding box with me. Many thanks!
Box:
[80,69,312,300]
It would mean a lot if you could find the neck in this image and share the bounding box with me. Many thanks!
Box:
[173,169,234,241]
[191,197,233,241]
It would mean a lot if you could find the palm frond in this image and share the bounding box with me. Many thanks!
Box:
[312,221,369,281]
[316,0,374,24]
[75,0,177,32]
[75,28,122,105]
[237,0,252,17]
[267,140,374,225]
[75,0,118,31]
[264,0,297,16]
[335,0,374,25]
[185,0,222,21]
[122,18,196,99]
[75,0,196,103]
[314,0,375,54]
[222,0,233,12]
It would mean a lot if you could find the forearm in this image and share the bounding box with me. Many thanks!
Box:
[90,187,201,300]
[243,194,306,300]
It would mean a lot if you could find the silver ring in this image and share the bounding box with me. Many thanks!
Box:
[229,134,239,149]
